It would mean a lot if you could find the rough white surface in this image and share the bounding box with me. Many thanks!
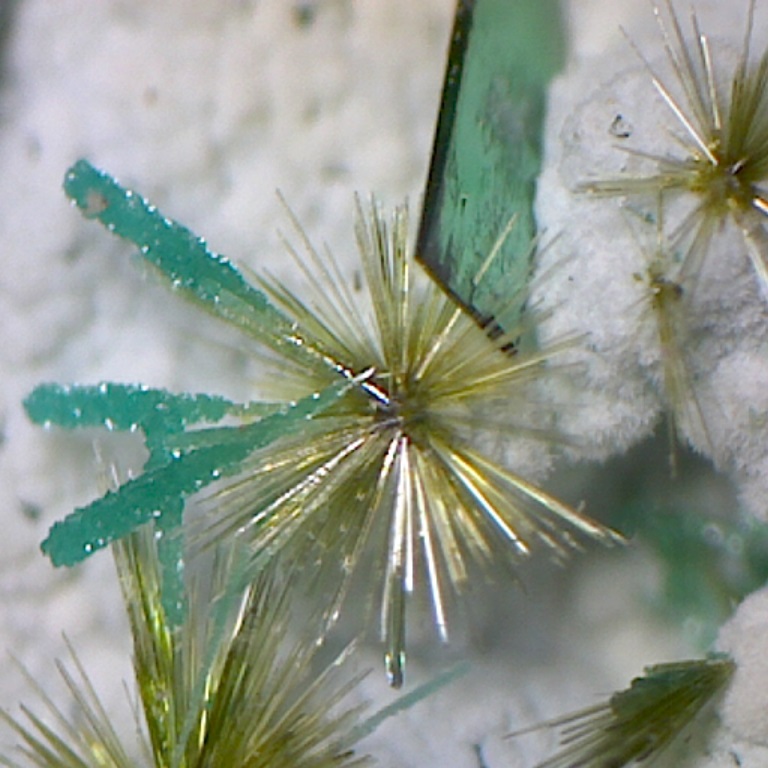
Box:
[535,1,768,764]
[716,587,768,764]
[0,0,459,751]
[535,0,768,518]
[0,1,765,766]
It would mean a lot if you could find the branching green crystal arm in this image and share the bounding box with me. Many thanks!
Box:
[24,382,263,434]
[63,160,324,367]
[416,0,565,331]
[40,380,351,568]
[24,382,277,470]
[64,160,277,310]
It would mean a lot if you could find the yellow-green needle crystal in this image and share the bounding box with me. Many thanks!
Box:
[513,656,735,768]
[1,532,375,768]
[28,161,620,684]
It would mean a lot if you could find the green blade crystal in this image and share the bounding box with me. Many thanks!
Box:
[416,0,565,331]
[40,380,350,568]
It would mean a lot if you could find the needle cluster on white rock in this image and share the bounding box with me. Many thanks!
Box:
[537,1,768,764]
[1,1,767,766]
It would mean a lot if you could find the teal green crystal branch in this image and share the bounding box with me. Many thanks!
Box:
[25,382,257,434]
[63,160,338,375]
[64,160,292,339]
[24,382,274,468]
[38,379,353,568]
[25,381,280,623]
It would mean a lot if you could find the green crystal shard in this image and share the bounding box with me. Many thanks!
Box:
[40,380,350,568]
[348,661,469,743]
[416,0,565,331]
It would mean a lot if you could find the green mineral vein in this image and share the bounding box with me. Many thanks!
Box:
[416,0,565,332]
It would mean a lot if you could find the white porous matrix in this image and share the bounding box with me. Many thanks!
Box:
[1,0,767,766]
[536,0,768,509]
[537,1,768,764]
[0,0,463,761]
